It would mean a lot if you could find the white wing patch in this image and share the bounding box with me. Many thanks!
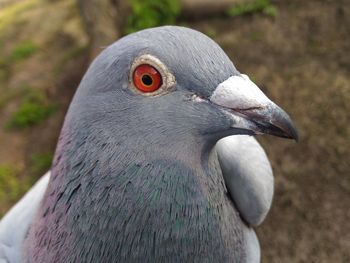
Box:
[244,227,260,263]
[0,172,50,262]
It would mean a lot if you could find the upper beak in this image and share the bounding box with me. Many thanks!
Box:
[210,74,298,141]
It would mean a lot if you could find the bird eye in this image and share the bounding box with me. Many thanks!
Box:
[133,64,162,93]
[129,54,176,96]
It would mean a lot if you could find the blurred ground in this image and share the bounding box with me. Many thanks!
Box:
[0,0,349,262]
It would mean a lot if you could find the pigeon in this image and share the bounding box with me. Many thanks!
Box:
[0,26,297,263]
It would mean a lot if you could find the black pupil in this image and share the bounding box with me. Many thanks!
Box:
[142,74,153,86]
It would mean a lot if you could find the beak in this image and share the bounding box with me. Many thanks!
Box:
[210,74,298,141]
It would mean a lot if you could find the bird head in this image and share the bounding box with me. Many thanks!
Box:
[68,26,297,158]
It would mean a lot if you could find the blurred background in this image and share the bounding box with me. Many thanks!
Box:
[0,0,349,262]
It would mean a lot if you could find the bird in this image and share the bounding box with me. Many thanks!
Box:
[0,26,297,263]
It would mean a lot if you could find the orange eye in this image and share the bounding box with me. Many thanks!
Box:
[133,64,162,93]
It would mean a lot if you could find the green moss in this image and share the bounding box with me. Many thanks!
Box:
[0,164,28,216]
[262,4,277,17]
[0,164,35,216]
[125,0,181,34]
[205,28,217,39]
[6,89,56,129]
[10,41,38,62]
[0,0,40,32]
[0,164,21,202]
[249,75,258,83]
[227,0,277,18]
[30,153,53,175]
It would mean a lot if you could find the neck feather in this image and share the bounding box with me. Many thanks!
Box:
[25,119,245,262]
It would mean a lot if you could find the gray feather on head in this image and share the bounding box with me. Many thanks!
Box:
[19,26,297,263]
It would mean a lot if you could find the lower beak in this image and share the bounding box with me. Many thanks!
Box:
[210,74,298,141]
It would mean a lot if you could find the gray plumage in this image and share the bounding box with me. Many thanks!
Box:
[216,136,273,226]
[0,26,297,263]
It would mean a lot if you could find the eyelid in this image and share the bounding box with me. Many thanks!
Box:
[129,54,176,97]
